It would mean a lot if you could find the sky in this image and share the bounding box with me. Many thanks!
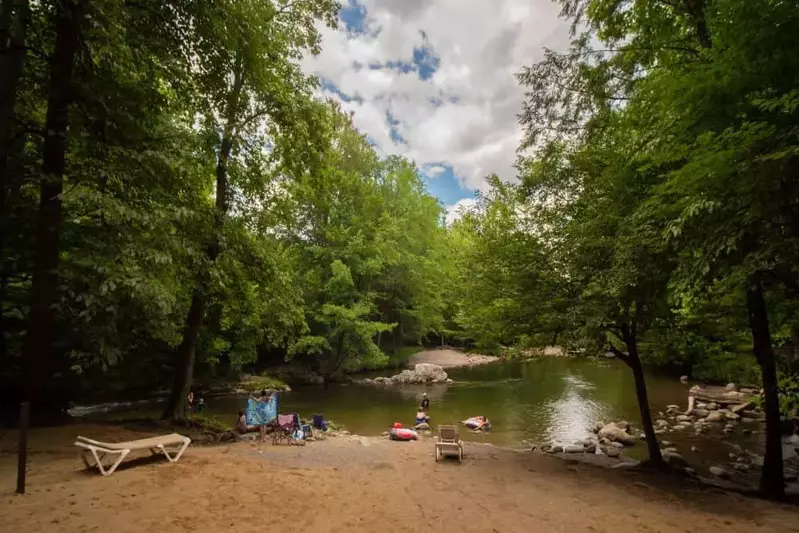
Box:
[300,0,571,224]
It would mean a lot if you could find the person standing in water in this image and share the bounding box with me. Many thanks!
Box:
[420,392,430,411]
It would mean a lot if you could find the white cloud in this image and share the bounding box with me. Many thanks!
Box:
[424,164,447,178]
[445,197,478,225]
[302,0,570,201]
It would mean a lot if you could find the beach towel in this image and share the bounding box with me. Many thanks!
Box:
[245,394,278,426]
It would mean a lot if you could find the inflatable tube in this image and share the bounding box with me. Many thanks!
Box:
[389,428,419,441]
[463,417,491,431]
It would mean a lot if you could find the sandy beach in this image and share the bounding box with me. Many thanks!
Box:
[2,423,799,533]
[406,348,500,368]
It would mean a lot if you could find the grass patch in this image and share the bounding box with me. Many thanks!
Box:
[240,374,289,392]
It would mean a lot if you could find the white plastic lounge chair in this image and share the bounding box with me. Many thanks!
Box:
[75,433,191,476]
[435,425,463,463]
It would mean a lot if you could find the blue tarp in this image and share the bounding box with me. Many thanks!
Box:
[245,394,278,426]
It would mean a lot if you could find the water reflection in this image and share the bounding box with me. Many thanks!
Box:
[542,374,606,445]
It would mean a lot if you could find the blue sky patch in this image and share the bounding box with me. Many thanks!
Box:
[330,1,470,208]
[421,164,474,206]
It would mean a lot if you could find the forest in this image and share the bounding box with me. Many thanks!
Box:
[1,0,798,500]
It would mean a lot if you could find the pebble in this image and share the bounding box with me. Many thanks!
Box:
[733,463,750,473]
[691,446,700,452]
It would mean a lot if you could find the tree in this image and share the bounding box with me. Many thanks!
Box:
[161,0,339,420]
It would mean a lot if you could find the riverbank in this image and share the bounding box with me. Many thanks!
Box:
[2,424,799,532]
[405,348,499,368]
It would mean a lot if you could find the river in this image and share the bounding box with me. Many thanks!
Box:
[197,358,766,467]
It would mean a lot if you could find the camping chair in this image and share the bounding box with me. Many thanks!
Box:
[273,413,297,445]
[434,425,463,463]
[75,433,191,476]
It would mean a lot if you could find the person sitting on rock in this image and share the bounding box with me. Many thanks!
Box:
[236,410,257,433]
[414,409,429,425]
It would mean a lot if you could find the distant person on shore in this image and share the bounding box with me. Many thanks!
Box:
[420,393,430,411]
[187,390,194,409]
[195,397,206,412]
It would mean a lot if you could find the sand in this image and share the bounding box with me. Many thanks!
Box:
[2,424,799,533]
[406,348,499,368]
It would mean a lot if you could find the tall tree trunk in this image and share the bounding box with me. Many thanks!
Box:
[625,332,663,465]
[20,0,86,416]
[162,55,245,420]
[0,0,30,365]
[746,281,785,499]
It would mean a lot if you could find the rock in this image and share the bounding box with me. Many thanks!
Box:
[725,412,740,421]
[694,425,707,435]
[706,402,718,411]
[684,467,697,476]
[564,445,584,453]
[610,442,625,449]
[676,415,692,422]
[540,444,552,453]
[733,463,750,473]
[613,460,641,469]
[592,421,606,433]
[664,447,679,454]
[706,411,725,422]
[709,466,729,478]
[728,453,737,460]
[742,428,752,436]
[673,424,689,431]
[584,443,597,453]
[696,402,707,409]
[551,445,564,454]
[655,429,666,435]
[616,421,630,431]
[341,430,351,436]
[725,383,738,392]
[381,431,389,437]
[414,363,449,382]
[655,419,669,428]
[605,447,621,458]
[598,423,636,445]
[529,444,538,452]
[663,451,687,467]
[639,433,646,440]
[691,446,700,452]
[661,440,672,447]
[666,404,680,411]
[658,412,665,417]
[414,423,431,431]
[693,409,710,418]
[785,434,799,446]
[599,437,610,445]
[573,440,586,447]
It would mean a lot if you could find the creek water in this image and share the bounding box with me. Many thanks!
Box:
[199,358,766,468]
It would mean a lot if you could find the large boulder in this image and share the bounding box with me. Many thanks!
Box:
[413,363,448,382]
[598,423,637,446]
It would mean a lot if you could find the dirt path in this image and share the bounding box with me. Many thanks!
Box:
[2,424,799,532]
[407,348,499,368]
